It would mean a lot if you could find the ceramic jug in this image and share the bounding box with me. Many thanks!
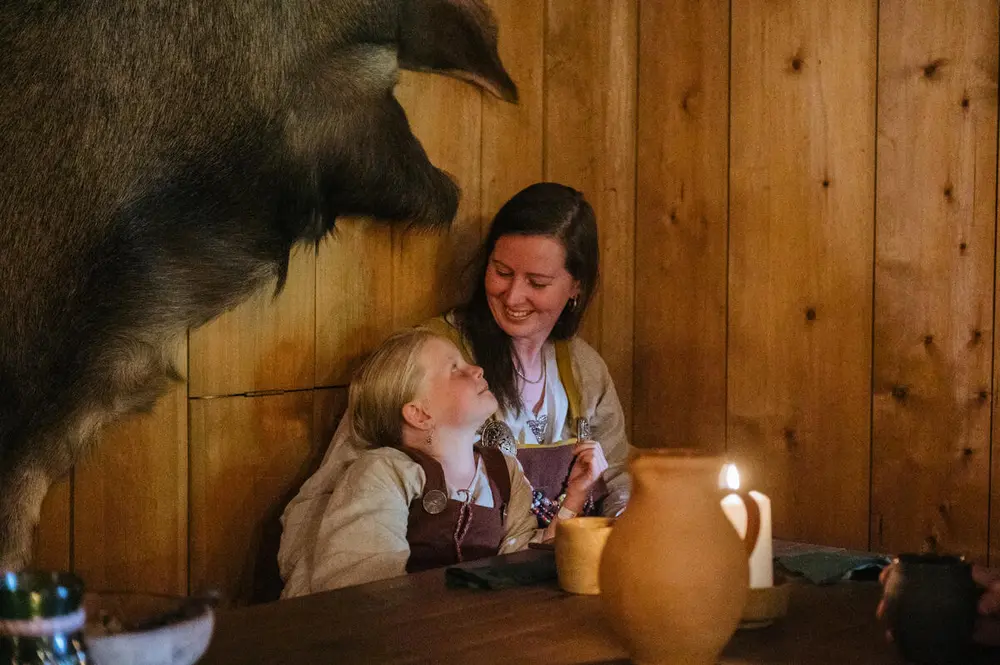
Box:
[599,449,761,665]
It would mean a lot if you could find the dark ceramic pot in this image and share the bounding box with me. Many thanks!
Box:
[885,554,981,665]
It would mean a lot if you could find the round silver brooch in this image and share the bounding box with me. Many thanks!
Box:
[422,489,448,515]
[480,419,516,456]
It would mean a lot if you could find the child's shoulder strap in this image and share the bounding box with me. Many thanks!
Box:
[478,446,512,504]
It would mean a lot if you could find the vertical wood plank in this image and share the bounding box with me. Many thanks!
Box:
[633,0,729,451]
[393,75,483,329]
[482,0,545,228]
[545,0,637,426]
[315,221,394,387]
[874,0,998,562]
[189,247,316,397]
[728,0,877,548]
[33,476,71,571]
[190,391,318,605]
[994,115,1000,569]
[73,380,188,594]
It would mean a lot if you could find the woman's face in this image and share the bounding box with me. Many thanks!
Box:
[485,234,581,344]
[413,337,497,430]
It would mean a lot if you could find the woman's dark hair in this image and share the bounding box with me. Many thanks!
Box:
[456,182,599,416]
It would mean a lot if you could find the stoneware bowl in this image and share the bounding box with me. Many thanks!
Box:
[83,592,216,665]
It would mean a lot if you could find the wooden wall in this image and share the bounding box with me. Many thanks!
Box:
[30,0,637,603]
[30,0,1000,602]
[635,0,1000,563]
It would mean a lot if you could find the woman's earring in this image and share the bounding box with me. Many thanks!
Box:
[424,427,434,447]
[569,296,579,311]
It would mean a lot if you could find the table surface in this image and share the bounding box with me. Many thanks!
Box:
[198,550,995,664]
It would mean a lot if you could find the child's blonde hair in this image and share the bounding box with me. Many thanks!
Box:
[349,327,439,448]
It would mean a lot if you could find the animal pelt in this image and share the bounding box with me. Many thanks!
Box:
[0,0,516,570]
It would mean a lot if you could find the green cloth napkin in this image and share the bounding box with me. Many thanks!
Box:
[777,551,891,585]
[445,554,558,590]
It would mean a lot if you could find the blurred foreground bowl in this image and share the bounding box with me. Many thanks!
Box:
[83,591,216,665]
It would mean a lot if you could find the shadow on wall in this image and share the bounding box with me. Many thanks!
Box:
[246,393,347,605]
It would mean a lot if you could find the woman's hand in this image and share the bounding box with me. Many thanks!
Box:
[975,566,1000,615]
[562,441,608,512]
[876,563,1000,646]
[972,566,1000,645]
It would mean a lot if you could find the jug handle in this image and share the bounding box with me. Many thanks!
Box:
[734,491,762,557]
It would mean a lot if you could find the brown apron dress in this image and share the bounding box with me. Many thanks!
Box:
[401,446,512,573]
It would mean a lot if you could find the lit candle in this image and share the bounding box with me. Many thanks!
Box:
[719,464,773,589]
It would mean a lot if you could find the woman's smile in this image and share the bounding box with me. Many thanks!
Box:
[502,305,534,321]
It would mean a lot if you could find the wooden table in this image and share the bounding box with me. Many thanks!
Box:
[199,551,995,664]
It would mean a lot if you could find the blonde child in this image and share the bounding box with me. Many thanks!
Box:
[281,329,604,596]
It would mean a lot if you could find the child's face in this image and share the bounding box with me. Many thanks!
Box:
[414,337,497,430]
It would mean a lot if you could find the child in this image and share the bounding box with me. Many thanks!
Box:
[282,328,604,596]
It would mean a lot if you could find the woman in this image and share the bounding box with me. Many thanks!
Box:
[279,183,631,592]
[429,182,629,523]
[282,329,604,596]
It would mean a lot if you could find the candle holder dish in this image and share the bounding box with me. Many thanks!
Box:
[738,578,791,629]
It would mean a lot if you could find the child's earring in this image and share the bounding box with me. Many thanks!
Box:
[424,426,435,447]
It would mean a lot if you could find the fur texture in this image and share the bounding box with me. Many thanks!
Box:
[0,0,516,569]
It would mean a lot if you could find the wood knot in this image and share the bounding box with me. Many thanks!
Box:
[790,57,803,72]
[805,307,817,321]
[961,97,970,108]
[922,535,938,554]
[938,503,949,516]
[891,385,908,401]
[944,186,954,201]
[978,390,990,403]
[680,89,700,115]
[822,179,831,188]
[923,59,945,79]
[668,209,678,224]
[959,241,967,253]
[972,329,983,343]
[923,334,934,346]
[964,447,975,457]
[783,428,797,445]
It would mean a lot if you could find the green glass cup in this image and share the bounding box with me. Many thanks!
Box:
[0,571,90,664]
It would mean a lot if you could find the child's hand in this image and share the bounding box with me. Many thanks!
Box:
[563,441,608,509]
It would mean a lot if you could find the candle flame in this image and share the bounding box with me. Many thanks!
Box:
[722,463,740,491]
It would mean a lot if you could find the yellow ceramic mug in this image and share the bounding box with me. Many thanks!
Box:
[555,517,615,595]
